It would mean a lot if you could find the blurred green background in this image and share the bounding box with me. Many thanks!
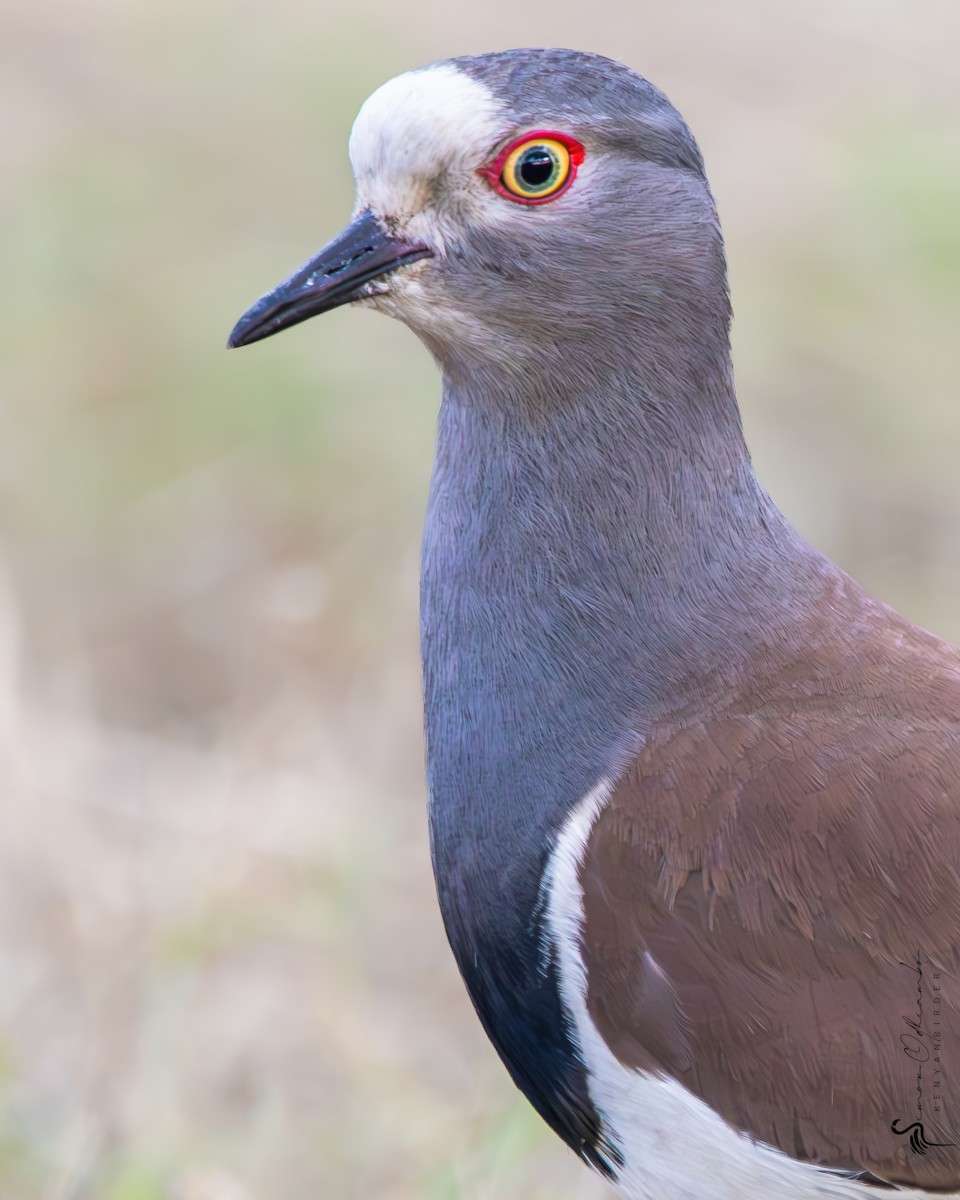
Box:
[1,1,959,1197]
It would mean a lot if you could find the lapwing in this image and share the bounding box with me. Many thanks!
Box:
[229,48,960,1199]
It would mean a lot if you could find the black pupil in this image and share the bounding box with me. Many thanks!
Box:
[518,147,557,189]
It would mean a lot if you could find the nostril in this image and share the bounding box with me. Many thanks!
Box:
[324,245,376,278]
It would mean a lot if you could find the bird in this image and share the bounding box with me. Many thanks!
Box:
[228,48,960,1200]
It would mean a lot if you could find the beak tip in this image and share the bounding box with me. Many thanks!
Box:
[226,309,265,349]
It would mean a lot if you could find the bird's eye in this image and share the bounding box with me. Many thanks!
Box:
[503,139,570,198]
[482,131,585,206]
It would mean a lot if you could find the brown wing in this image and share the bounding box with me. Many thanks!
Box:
[581,613,960,1189]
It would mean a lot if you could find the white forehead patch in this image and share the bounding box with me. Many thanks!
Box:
[348,64,506,228]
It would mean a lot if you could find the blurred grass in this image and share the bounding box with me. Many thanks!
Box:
[1,1,959,1197]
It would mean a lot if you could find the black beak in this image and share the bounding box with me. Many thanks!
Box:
[227,209,433,349]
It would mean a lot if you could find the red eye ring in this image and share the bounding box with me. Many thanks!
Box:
[479,129,586,206]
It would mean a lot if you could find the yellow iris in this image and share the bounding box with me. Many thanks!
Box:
[501,138,573,200]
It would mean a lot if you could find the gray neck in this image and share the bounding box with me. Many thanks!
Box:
[419,332,821,1159]
[421,332,821,894]
[423,332,804,797]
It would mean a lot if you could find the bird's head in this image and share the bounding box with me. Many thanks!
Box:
[229,49,730,381]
